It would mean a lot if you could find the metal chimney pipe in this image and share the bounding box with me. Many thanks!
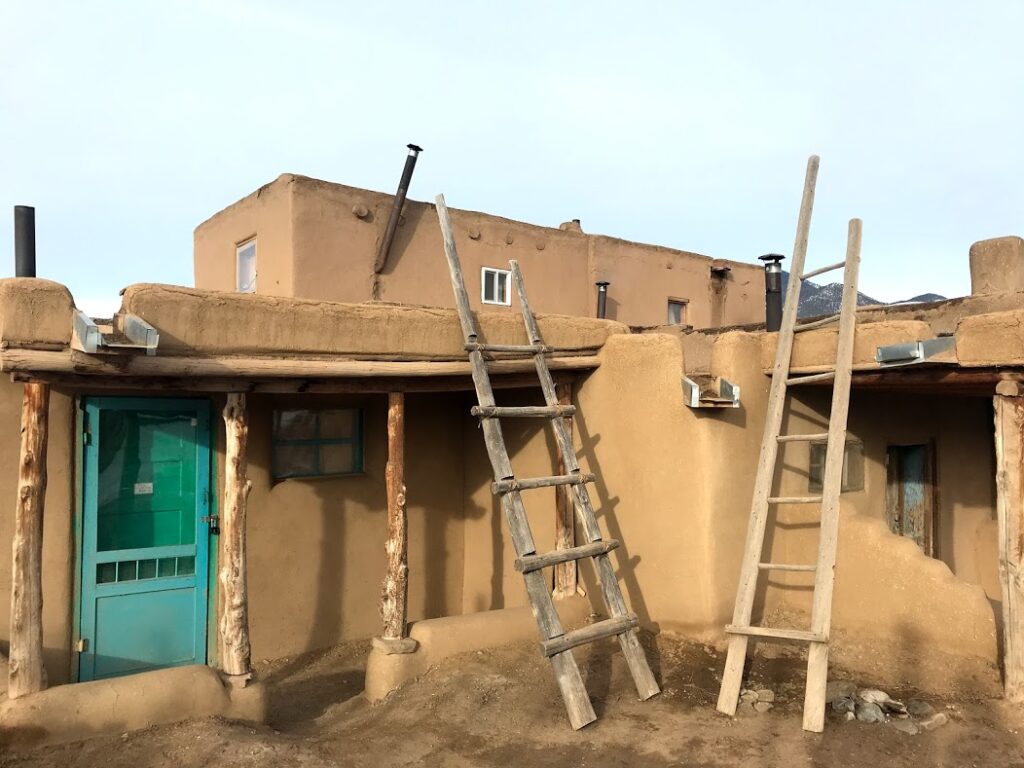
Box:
[595,281,610,319]
[374,144,423,274]
[14,206,36,278]
[759,253,785,332]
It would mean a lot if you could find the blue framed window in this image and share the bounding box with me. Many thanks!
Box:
[272,408,363,479]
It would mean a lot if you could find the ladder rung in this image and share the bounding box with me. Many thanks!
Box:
[786,371,835,386]
[767,495,822,504]
[492,472,595,494]
[800,260,846,281]
[471,405,576,419]
[542,614,639,657]
[794,314,840,332]
[515,539,620,574]
[758,562,817,572]
[725,625,826,643]
[466,342,549,355]
[777,433,829,443]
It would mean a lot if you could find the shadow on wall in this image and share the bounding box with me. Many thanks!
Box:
[573,394,655,632]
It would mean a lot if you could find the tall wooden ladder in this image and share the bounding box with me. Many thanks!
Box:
[715,156,863,733]
[434,194,660,730]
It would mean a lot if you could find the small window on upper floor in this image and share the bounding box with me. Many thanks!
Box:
[667,298,688,325]
[481,267,511,306]
[236,239,257,293]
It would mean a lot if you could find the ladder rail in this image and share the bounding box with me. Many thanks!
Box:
[802,218,862,733]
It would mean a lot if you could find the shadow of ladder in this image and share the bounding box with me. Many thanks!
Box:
[434,194,660,730]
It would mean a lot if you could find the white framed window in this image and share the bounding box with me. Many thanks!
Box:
[667,298,688,325]
[236,238,257,293]
[481,267,511,306]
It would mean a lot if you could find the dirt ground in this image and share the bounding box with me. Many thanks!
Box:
[2,634,1022,768]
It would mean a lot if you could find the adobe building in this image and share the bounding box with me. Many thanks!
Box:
[0,182,1023,744]
[193,173,764,329]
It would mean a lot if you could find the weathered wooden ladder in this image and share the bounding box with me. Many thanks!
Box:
[715,156,863,733]
[435,194,660,730]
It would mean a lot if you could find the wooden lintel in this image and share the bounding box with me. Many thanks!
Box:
[9,370,585,395]
[219,393,252,677]
[994,394,1024,703]
[0,349,599,380]
[785,367,1024,396]
[379,392,410,642]
[8,382,49,699]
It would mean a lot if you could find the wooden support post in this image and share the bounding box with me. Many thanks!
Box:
[375,392,417,654]
[994,386,1024,702]
[8,382,49,699]
[220,393,252,679]
[553,382,578,599]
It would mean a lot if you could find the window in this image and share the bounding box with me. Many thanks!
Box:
[272,408,363,479]
[667,298,688,325]
[236,239,257,293]
[481,267,511,305]
[808,439,864,493]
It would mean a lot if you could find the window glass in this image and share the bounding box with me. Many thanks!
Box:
[272,408,363,479]
[808,439,864,493]
[482,267,511,305]
[237,239,257,293]
[667,299,688,325]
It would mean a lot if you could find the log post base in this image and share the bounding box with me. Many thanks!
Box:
[372,636,419,655]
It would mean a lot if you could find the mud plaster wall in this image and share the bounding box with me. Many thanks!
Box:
[193,178,295,297]
[193,175,763,330]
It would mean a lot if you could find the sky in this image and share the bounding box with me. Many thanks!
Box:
[2,1,1023,316]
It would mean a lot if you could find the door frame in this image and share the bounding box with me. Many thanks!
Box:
[76,396,214,681]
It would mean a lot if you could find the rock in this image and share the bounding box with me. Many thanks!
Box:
[826,680,857,703]
[920,712,949,731]
[831,695,856,714]
[844,711,856,721]
[858,689,892,705]
[739,689,758,705]
[889,719,920,735]
[755,689,775,704]
[881,699,908,716]
[855,702,886,723]
[754,701,774,713]
[906,699,935,718]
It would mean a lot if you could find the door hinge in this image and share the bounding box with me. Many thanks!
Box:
[202,514,220,535]
[76,638,88,653]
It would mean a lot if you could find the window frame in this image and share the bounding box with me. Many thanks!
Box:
[808,438,864,493]
[271,407,364,480]
[236,238,257,294]
[481,267,512,306]
[667,298,689,326]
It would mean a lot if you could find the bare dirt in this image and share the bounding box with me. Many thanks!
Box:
[2,635,1022,767]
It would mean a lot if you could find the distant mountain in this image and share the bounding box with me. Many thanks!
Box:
[779,272,946,317]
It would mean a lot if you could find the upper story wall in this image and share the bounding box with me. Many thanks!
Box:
[193,174,765,329]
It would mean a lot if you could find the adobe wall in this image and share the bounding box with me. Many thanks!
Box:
[193,174,764,329]
[192,178,295,297]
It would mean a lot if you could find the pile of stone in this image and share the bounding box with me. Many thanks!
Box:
[826,681,949,735]
[738,688,776,713]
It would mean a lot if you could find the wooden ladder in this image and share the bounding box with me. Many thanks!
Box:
[715,156,863,733]
[434,194,660,730]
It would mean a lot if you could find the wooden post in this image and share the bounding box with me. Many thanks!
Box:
[8,382,49,699]
[994,385,1024,702]
[553,382,578,599]
[220,393,252,678]
[375,392,417,654]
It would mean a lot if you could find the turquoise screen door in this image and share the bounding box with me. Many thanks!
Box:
[79,397,211,681]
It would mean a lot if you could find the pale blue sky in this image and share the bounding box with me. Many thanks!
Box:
[2,1,1022,315]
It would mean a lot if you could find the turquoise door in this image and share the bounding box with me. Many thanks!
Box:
[79,397,211,681]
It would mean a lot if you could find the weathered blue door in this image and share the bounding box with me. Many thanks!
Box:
[885,443,936,556]
[79,397,211,681]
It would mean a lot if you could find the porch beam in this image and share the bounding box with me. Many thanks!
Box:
[553,382,578,599]
[219,393,252,678]
[993,385,1024,702]
[8,382,49,699]
[376,392,416,654]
